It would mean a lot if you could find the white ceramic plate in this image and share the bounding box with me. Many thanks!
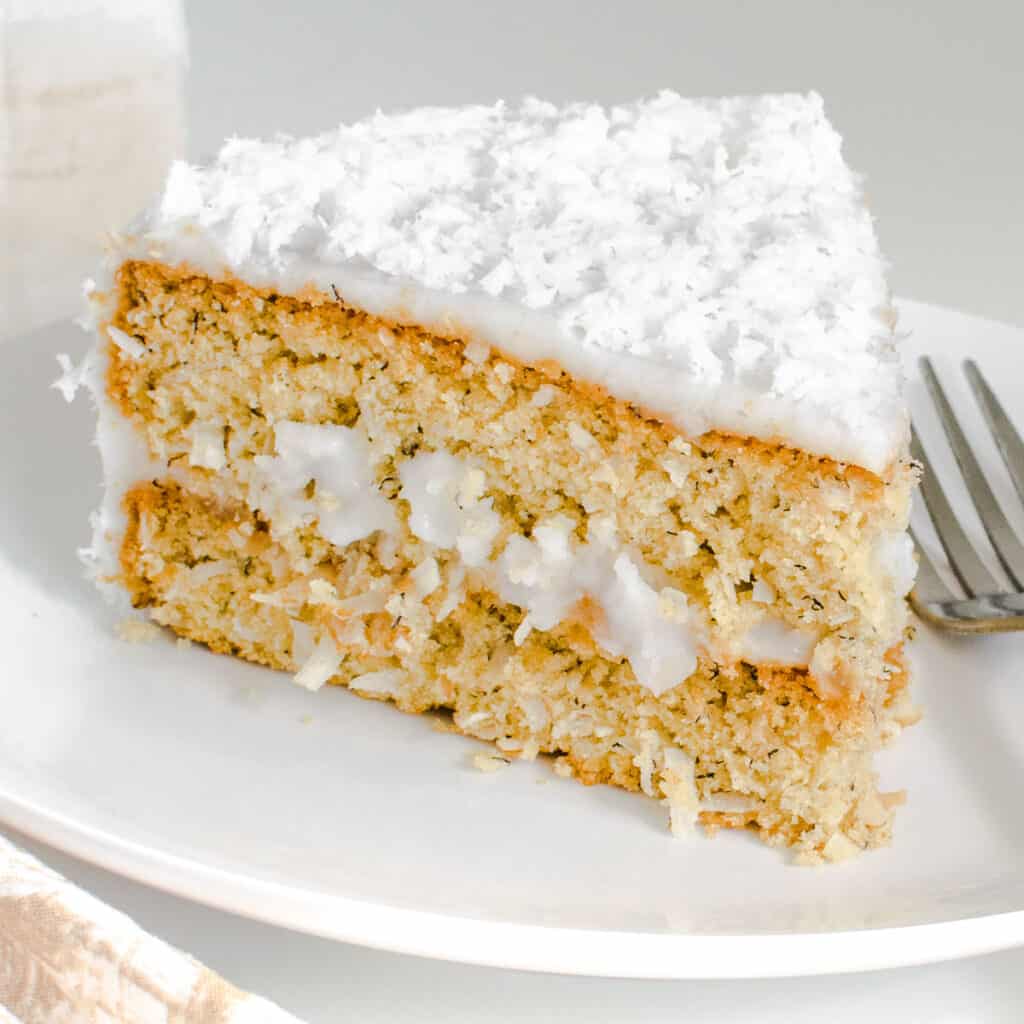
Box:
[2,300,1023,979]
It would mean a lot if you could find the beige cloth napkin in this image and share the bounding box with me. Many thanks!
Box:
[0,832,305,1023]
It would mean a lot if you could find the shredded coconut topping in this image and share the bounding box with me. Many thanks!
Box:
[136,91,906,471]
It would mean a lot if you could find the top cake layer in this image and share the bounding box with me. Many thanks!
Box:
[129,91,906,473]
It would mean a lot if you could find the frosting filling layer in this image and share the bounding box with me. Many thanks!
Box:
[246,420,831,696]
[58,327,910,699]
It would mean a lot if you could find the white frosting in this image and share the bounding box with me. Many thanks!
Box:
[54,342,164,606]
[400,452,702,693]
[122,91,906,472]
[252,420,396,547]
[396,450,501,567]
[250,431,815,695]
[591,556,698,696]
[738,617,816,667]
[873,529,917,597]
[496,521,701,695]
[396,446,821,695]
[399,449,699,694]
[495,517,583,632]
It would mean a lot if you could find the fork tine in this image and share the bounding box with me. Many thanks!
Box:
[964,359,1024,511]
[910,424,1000,597]
[919,357,1024,589]
[908,526,958,605]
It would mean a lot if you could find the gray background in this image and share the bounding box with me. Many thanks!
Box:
[13,1,1024,1020]
[188,0,1023,328]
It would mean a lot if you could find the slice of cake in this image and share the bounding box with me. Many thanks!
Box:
[63,92,919,862]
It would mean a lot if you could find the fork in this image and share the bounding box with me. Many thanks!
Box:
[910,356,1024,632]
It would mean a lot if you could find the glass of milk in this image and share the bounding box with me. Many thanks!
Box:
[0,0,186,340]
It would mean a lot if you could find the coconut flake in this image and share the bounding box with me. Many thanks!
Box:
[107,324,146,358]
[513,616,532,646]
[410,556,441,598]
[530,385,556,408]
[349,669,406,697]
[53,353,87,402]
[738,617,816,667]
[701,792,759,814]
[334,588,389,615]
[567,422,600,455]
[661,748,700,837]
[289,618,315,664]
[188,559,232,585]
[471,751,510,773]
[188,423,226,470]
[436,562,467,621]
[293,634,341,691]
[115,618,162,644]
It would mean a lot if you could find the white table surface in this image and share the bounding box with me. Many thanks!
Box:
[10,1,1024,1020]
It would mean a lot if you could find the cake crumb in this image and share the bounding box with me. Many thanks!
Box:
[176,636,193,650]
[116,618,162,644]
[552,757,574,779]
[471,751,511,773]
[822,831,861,863]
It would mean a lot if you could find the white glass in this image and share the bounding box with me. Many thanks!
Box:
[0,0,187,339]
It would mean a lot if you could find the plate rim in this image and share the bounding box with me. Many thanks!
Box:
[3,786,1024,980]
[4,298,1024,979]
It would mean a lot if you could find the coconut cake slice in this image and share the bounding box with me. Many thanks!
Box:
[64,92,919,862]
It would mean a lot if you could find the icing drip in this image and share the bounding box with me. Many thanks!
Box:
[252,421,396,547]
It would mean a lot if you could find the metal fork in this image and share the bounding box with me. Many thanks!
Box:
[910,356,1024,632]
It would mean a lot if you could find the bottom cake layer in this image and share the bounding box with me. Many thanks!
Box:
[118,480,914,862]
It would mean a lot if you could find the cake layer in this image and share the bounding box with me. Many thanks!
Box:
[118,92,906,472]
[96,261,916,704]
[120,478,912,862]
